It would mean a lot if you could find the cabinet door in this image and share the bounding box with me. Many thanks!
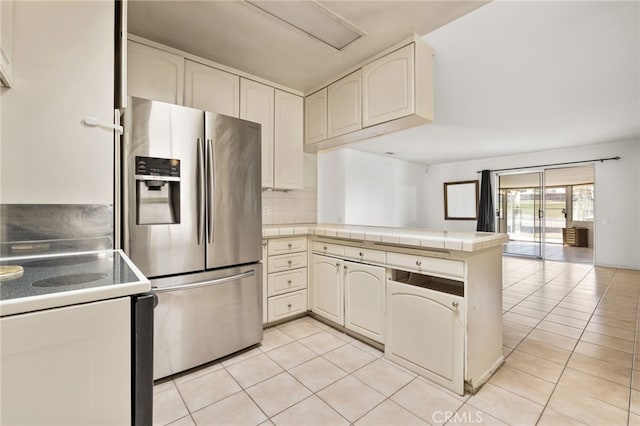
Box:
[304,88,327,144]
[362,44,414,127]
[185,59,240,117]
[327,70,362,138]
[274,89,303,190]
[128,40,184,104]
[344,261,385,343]
[386,280,464,394]
[241,78,275,187]
[311,254,344,325]
[1,298,131,425]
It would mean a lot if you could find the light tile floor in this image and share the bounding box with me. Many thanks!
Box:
[153,257,640,425]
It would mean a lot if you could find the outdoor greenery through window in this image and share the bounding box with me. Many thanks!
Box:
[572,184,594,222]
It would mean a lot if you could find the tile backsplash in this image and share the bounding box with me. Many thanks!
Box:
[262,153,318,225]
[262,188,317,225]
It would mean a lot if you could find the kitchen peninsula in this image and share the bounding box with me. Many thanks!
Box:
[262,224,507,395]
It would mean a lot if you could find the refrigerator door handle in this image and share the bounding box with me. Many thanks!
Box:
[152,270,255,293]
[197,138,206,245]
[206,138,215,244]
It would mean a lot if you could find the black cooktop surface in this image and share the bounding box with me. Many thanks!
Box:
[0,251,141,301]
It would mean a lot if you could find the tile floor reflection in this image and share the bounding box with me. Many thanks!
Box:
[154,257,639,425]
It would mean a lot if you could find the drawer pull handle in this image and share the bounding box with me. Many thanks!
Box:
[359,252,364,257]
[288,243,292,248]
[287,303,292,309]
[416,260,422,266]
[452,301,459,308]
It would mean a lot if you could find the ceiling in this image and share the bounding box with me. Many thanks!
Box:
[129,1,640,166]
[128,0,488,93]
[351,0,640,165]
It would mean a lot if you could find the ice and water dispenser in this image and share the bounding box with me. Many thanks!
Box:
[135,156,181,225]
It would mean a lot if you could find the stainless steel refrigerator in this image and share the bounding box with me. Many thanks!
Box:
[121,97,262,380]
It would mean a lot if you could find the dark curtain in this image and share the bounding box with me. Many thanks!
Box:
[477,169,495,232]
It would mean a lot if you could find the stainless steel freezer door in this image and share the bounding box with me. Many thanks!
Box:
[123,97,205,277]
[152,264,263,380]
[205,113,262,269]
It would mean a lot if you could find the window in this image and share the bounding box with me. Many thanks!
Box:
[572,184,594,222]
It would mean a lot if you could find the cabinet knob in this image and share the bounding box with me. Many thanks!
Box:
[359,252,364,257]
[336,262,340,267]
[416,260,422,267]
[287,260,292,265]
[287,279,292,286]
[452,301,459,308]
[287,303,292,309]
[262,242,267,247]
[324,245,328,250]
[288,243,292,248]
[344,265,348,270]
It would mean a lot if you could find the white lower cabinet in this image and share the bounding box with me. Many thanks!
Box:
[0,297,131,425]
[265,236,308,323]
[311,254,385,343]
[386,279,465,394]
[310,254,344,325]
[344,261,385,343]
[268,290,308,323]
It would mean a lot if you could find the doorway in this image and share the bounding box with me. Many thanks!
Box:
[498,166,594,264]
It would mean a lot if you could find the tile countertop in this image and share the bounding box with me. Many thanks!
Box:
[263,223,508,252]
[0,249,150,317]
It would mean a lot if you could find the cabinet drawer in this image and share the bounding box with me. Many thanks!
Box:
[343,246,386,264]
[386,252,464,278]
[268,290,307,322]
[312,241,344,257]
[268,268,307,296]
[268,237,307,255]
[268,252,308,273]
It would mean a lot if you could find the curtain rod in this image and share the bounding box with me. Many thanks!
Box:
[476,156,620,173]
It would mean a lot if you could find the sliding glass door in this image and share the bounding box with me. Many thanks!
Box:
[498,165,594,263]
[498,172,544,258]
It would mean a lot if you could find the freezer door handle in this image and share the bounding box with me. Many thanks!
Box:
[206,138,215,244]
[152,270,256,293]
[197,138,206,245]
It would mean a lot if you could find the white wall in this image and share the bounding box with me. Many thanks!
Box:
[0,1,114,204]
[425,139,640,270]
[318,149,428,228]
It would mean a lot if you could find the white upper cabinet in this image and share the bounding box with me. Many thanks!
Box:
[303,37,433,152]
[362,44,414,127]
[304,88,327,145]
[185,59,240,117]
[127,38,304,191]
[127,40,184,105]
[0,0,14,87]
[327,70,362,139]
[240,78,275,187]
[274,89,303,190]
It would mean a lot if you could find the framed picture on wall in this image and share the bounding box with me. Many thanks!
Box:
[444,180,479,220]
